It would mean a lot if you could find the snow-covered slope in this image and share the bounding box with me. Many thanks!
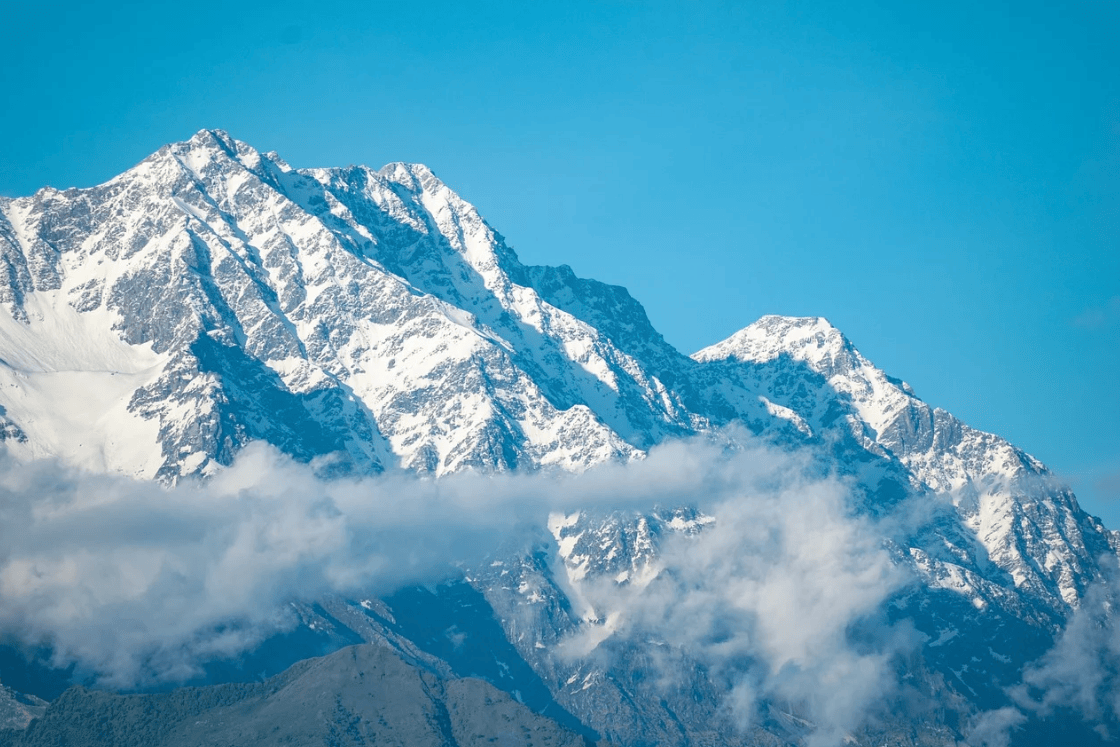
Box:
[0,130,698,480]
[693,315,1117,615]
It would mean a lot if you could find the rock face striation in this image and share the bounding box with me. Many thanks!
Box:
[0,130,1116,745]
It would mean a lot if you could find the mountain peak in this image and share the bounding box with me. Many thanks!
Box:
[188,127,238,149]
[162,128,265,175]
[692,314,850,367]
[378,161,441,192]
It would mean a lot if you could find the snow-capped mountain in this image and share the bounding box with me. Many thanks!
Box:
[694,315,1116,617]
[0,130,1115,745]
[0,129,687,481]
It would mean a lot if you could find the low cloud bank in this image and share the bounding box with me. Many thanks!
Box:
[0,434,922,741]
[0,442,557,686]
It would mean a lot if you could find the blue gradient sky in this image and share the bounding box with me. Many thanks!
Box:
[2,1,1118,521]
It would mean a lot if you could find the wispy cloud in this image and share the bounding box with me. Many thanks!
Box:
[1073,296,1120,330]
[966,707,1027,747]
[1013,565,1120,730]
[1097,467,1120,502]
[970,560,1120,745]
[557,454,919,745]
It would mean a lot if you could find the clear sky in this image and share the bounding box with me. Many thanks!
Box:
[2,1,1118,523]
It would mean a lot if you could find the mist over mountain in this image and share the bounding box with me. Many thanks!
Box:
[0,130,1116,746]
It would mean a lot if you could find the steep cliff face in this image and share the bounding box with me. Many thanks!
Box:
[0,130,1115,745]
[0,130,667,480]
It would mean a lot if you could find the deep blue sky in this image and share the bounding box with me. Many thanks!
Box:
[2,1,1118,522]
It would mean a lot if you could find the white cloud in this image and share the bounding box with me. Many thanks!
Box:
[966,707,1027,747]
[0,443,531,686]
[1012,563,1120,728]
[0,433,920,742]
[970,560,1120,746]
[554,445,919,744]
